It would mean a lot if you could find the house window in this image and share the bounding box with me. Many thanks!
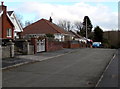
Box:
[7,28,12,37]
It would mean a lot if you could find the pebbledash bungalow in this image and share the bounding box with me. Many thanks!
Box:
[21,17,73,42]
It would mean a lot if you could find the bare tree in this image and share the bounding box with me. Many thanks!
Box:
[74,21,83,31]
[57,20,73,31]
[25,20,33,27]
[15,14,33,28]
[74,21,83,35]
[15,14,24,28]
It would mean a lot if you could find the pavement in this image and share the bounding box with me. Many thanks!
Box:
[2,48,80,69]
[2,48,116,87]
[95,48,119,88]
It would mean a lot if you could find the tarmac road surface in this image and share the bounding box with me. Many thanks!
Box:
[2,48,116,87]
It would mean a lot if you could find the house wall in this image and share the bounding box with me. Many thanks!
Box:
[0,5,14,39]
[2,15,14,39]
[54,34,64,41]
[54,34,73,42]
[64,35,73,41]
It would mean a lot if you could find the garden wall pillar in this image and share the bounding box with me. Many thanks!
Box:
[23,40,29,55]
[7,40,14,58]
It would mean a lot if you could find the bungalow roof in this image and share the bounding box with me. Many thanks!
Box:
[22,19,70,35]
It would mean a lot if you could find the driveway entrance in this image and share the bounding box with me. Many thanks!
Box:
[37,39,45,52]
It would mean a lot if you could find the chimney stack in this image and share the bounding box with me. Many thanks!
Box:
[49,17,52,23]
[1,1,4,6]
[0,1,7,14]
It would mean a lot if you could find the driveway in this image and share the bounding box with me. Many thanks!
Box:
[2,48,116,87]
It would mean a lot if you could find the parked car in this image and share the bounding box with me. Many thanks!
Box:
[92,42,102,48]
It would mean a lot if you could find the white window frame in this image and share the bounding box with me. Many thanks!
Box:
[7,28,12,37]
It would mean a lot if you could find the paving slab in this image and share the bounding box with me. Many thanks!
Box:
[95,49,119,88]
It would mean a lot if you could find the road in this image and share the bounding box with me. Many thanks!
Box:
[2,48,116,87]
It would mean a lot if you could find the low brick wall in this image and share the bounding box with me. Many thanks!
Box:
[70,43,80,48]
[62,41,79,48]
[62,41,70,48]
[30,38,88,53]
[30,38,63,53]
[46,39,63,52]
[62,41,87,49]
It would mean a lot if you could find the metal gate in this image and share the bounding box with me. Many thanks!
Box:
[37,39,45,52]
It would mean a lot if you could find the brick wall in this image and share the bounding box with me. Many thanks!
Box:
[62,41,70,48]
[62,41,87,49]
[45,38,63,52]
[30,38,88,53]
[70,43,80,48]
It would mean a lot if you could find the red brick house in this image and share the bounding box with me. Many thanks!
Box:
[0,2,14,39]
[21,18,73,41]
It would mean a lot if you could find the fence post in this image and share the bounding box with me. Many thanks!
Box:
[7,40,14,58]
[23,40,29,55]
[45,38,48,52]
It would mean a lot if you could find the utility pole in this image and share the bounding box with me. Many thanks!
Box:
[86,18,88,38]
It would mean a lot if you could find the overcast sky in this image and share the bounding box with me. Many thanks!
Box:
[3,0,119,31]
